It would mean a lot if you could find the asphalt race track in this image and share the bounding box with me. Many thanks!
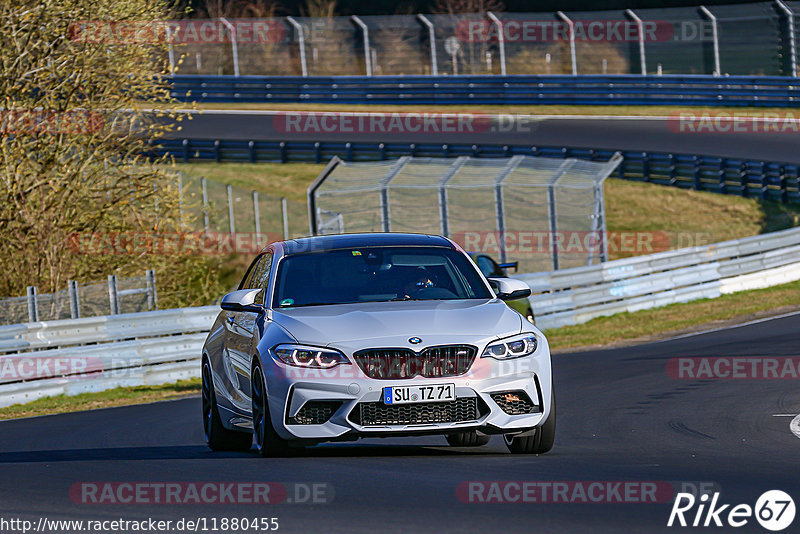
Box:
[2,313,798,533]
[167,110,800,164]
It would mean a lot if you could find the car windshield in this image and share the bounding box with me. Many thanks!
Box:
[273,246,493,308]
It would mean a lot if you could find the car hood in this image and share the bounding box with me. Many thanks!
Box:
[271,299,523,350]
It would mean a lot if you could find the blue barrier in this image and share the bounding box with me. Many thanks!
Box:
[169,74,800,107]
[151,138,800,204]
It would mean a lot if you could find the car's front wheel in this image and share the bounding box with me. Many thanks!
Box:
[445,430,490,447]
[251,361,290,457]
[202,360,252,452]
[504,386,556,454]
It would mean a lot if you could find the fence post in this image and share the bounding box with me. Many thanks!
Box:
[26,286,39,323]
[351,16,372,76]
[146,269,158,310]
[281,197,290,240]
[487,12,506,75]
[417,14,438,75]
[227,184,236,235]
[625,9,647,75]
[219,18,240,77]
[699,6,721,76]
[253,191,261,236]
[201,177,210,232]
[286,17,308,77]
[177,171,185,229]
[776,0,797,77]
[557,11,578,75]
[107,275,120,315]
[68,280,80,319]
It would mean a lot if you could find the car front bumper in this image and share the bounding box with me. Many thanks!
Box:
[263,342,552,442]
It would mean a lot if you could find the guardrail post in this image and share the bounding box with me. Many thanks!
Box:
[740,161,749,197]
[26,286,39,323]
[286,17,308,77]
[779,166,788,203]
[253,191,261,235]
[201,177,210,233]
[557,11,578,75]
[227,184,236,235]
[417,14,438,75]
[699,6,721,76]
[351,16,372,76]
[108,275,120,315]
[776,0,797,77]
[625,9,647,75]
[693,156,703,190]
[248,140,256,163]
[68,280,80,319]
[281,197,290,240]
[219,18,240,77]
[487,12,506,75]
[146,269,158,310]
[181,138,189,162]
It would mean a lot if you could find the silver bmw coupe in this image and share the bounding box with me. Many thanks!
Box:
[201,233,555,456]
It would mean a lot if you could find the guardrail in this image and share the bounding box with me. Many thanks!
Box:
[169,74,800,106]
[153,140,800,205]
[2,225,799,408]
[0,306,216,407]
[517,226,800,330]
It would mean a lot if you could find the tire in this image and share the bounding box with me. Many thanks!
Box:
[251,362,290,457]
[202,360,252,452]
[504,385,556,454]
[445,430,491,447]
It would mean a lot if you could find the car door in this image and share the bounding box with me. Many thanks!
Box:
[225,252,273,410]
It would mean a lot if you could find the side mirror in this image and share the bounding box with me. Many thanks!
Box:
[220,288,263,312]
[498,261,519,273]
[488,277,531,301]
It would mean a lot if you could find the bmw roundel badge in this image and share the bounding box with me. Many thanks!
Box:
[409,337,422,344]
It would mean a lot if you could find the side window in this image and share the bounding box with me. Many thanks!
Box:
[476,256,495,278]
[239,255,263,290]
[252,253,273,305]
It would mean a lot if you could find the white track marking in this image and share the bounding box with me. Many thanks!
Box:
[772,414,797,417]
[650,309,800,345]
[791,414,800,440]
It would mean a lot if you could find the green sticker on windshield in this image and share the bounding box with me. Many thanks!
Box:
[280,298,294,306]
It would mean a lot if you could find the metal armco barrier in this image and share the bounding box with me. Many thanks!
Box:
[2,228,800,407]
[517,226,800,330]
[169,74,800,106]
[0,307,217,407]
[152,140,800,205]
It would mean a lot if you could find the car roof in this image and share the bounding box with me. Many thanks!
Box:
[280,233,455,255]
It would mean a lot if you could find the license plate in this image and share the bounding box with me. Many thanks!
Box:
[383,384,455,405]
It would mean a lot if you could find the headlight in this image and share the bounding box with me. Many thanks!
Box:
[481,333,537,360]
[272,344,350,369]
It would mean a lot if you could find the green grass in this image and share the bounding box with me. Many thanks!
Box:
[546,280,800,351]
[0,378,200,420]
